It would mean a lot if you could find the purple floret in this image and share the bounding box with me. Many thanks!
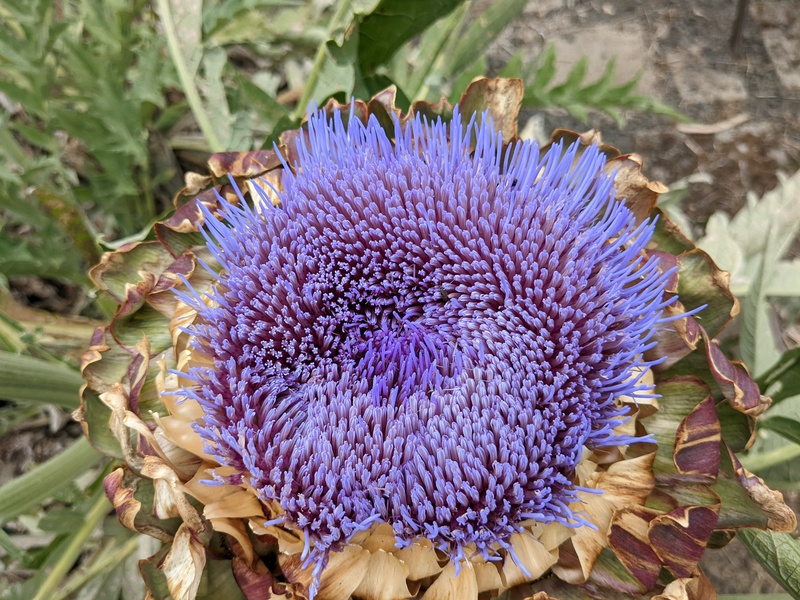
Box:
[179,108,673,582]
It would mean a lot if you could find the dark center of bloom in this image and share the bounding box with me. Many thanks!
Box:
[183,110,670,576]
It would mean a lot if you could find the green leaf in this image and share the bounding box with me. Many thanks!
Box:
[521,45,687,124]
[446,56,488,105]
[0,403,41,437]
[765,260,800,296]
[697,169,800,297]
[741,444,800,473]
[443,0,527,80]
[138,544,172,600]
[33,187,102,266]
[165,0,203,77]
[0,351,84,409]
[757,347,800,404]
[305,35,360,107]
[713,442,780,528]
[357,0,465,73]
[197,560,247,599]
[399,2,468,100]
[676,250,737,337]
[548,57,588,100]
[0,436,103,523]
[740,227,782,377]
[498,52,525,79]
[53,536,142,600]
[760,416,800,446]
[199,46,245,150]
[233,73,291,132]
[739,529,800,599]
[156,0,224,152]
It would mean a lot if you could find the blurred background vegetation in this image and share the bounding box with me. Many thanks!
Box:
[0,0,798,598]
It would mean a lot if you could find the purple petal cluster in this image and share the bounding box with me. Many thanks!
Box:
[179,109,672,580]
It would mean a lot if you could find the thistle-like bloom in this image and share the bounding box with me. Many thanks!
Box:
[81,80,796,600]
[185,108,669,585]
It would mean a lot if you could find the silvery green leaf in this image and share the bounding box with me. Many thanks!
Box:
[167,0,203,76]
[696,169,800,297]
[739,529,800,599]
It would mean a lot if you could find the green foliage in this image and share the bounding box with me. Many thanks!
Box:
[0,0,686,288]
[0,0,178,283]
[502,44,688,124]
[706,170,800,585]
[738,530,800,600]
[758,348,800,406]
[0,437,103,524]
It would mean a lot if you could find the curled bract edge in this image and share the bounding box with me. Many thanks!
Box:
[78,77,795,600]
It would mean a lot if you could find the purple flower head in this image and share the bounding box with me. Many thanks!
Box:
[179,108,673,583]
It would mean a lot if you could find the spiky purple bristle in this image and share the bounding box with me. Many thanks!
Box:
[178,108,671,581]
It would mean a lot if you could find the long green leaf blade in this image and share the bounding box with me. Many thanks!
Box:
[0,351,84,409]
[443,0,527,80]
[0,436,103,523]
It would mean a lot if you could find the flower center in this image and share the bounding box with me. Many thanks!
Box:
[185,110,667,572]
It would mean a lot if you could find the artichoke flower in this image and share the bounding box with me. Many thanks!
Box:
[78,78,796,600]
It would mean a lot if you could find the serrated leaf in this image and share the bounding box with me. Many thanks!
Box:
[575,57,618,99]
[549,56,588,99]
[565,103,590,123]
[498,52,525,79]
[530,45,557,92]
[739,529,800,599]
[521,46,685,125]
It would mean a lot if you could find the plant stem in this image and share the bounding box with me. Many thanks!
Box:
[51,535,140,600]
[293,0,354,120]
[156,0,224,152]
[30,489,110,600]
